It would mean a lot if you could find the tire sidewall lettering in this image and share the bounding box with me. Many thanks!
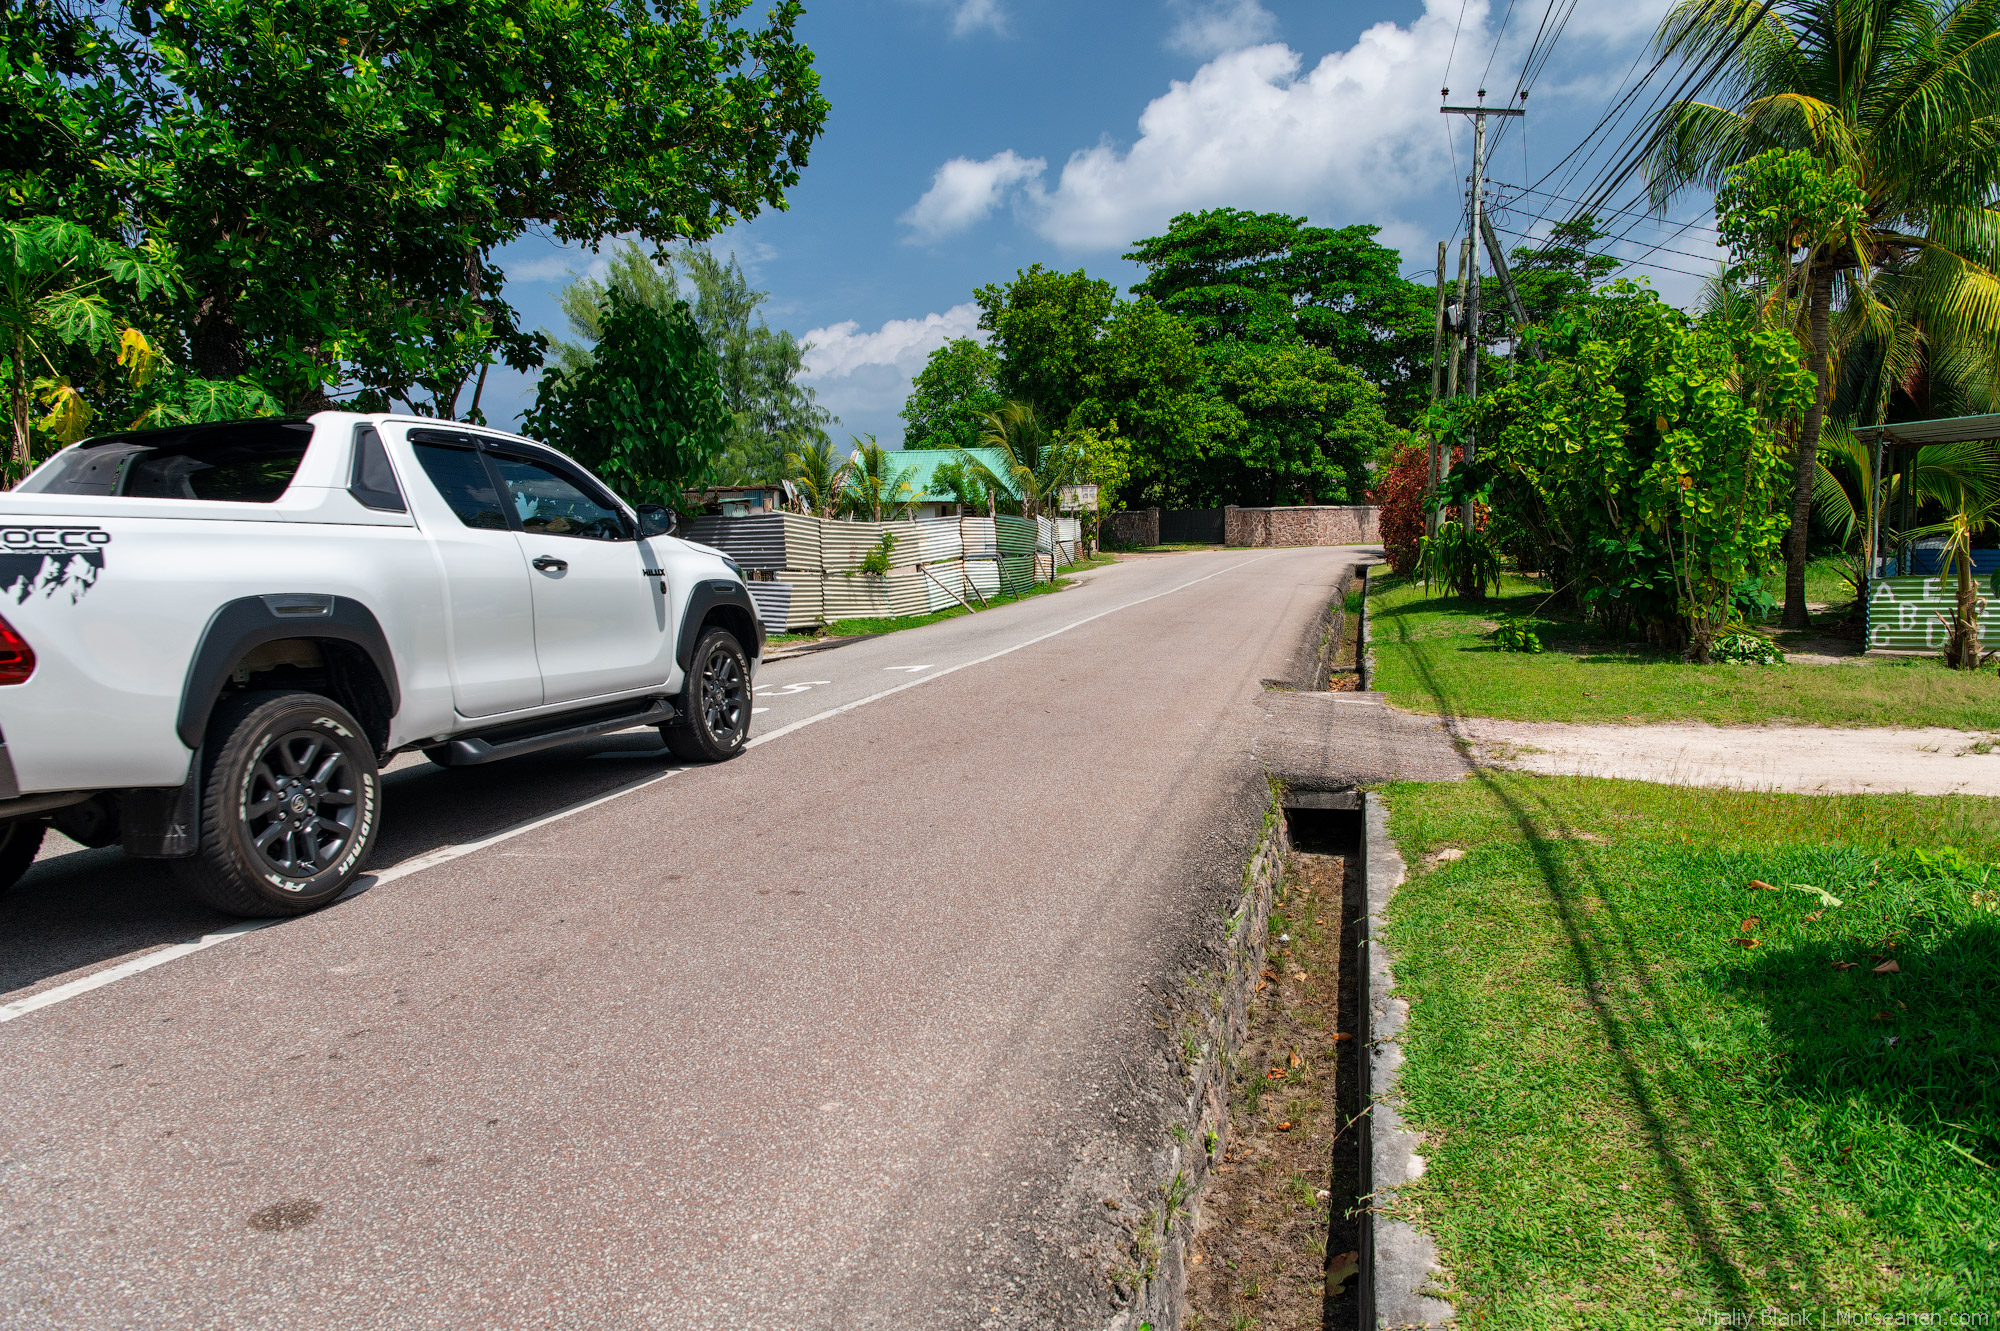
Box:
[237,712,375,896]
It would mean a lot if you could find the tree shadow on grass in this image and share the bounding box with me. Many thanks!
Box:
[1394,632,1843,1309]
[1741,916,2000,1162]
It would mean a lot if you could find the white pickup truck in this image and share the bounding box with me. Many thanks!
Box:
[0,413,761,916]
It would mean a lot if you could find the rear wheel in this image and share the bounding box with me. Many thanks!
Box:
[172,691,381,917]
[661,628,751,762]
[0,817,45,894]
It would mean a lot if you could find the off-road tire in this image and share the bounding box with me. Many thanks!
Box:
[661,627,752,763]
[172,691,381,918]
[0,817,45,894]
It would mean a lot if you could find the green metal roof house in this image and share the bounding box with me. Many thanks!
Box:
[891,447,1021,519]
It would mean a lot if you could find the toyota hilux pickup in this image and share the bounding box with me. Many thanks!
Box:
[0,413,761,917]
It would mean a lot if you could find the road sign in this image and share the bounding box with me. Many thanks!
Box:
[1059,484,1099,511]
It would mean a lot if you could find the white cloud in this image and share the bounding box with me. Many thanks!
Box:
[799,304,986,440]
[505,251,595,283]
[900,150,1047,243]
[904,0,1517,254]
[906,0,1007,37]
[951,0,1005,35]
[802,303,984,380]
[1166,0,1279,57]
[1030,0,1484,251]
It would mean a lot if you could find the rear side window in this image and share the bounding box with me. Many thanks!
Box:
[349,425,406,512]
[411,443,510,530]
[19,421,313,502]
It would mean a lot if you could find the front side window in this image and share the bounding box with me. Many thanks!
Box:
[489,454,631,541]
[18,421,312,502]
[411,443,509,530]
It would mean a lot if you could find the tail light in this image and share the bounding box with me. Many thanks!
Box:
[0,613,35,685]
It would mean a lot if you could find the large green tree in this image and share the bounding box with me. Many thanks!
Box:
[1200,342,1395,505]
[900,336,1003,450]
[973,264,1118,427]
[523,287,727,509]
[1124,208,1436,421]
[552,241,832,482]
[1645,0,2000,628]
[4,0,828,426]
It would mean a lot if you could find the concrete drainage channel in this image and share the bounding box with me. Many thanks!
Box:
[1112,559,1449,1331]
[1144,788,1368,1331]
[1149,784,1449,1331]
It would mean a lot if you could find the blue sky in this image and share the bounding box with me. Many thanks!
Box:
[487,0,1720,445]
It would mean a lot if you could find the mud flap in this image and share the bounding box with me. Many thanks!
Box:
[122,747,201,858]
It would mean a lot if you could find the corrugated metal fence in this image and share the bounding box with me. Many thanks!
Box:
[1866,572,2000,652]
[685,512,1083,631]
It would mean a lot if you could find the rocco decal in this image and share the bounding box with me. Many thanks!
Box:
[0,526,110,604]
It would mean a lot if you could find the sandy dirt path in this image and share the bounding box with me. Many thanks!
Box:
[1458,717,2000,795]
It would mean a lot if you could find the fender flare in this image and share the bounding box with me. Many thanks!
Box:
[177,595,401,749]
[676,579,764,674]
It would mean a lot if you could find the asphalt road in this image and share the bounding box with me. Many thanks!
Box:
[0,546,1359,1329]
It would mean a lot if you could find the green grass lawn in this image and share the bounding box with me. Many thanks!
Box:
[1368,573,2000,729]
[1381,774,2000,1326]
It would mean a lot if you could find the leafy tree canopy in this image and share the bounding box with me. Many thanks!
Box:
[1478,280,1813,656]
[973,264,1118,427]
[1125,208,1435,420]
[552,241,832,484]
[900,336,1003,450]
[3,0,828,432]
[1200,341,1396,506]
[523,287,728,510]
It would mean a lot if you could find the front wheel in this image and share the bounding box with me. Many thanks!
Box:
[662,628,752,762]
[172,691,381,917]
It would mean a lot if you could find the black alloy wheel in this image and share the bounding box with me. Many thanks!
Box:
[662,627,752,762]
[173,691,381,917]
[242,728,364,879]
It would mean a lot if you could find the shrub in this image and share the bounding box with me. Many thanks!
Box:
[1711,630,1785,665]
[1494,620,1544,653]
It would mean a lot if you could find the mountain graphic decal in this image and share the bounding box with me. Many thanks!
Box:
[1,551,105,604]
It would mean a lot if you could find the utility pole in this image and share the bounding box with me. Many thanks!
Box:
[1427,240,1449,517]
[1441,91,1523,589]
[1445,237,1469,401]
[1481,215,1540,363]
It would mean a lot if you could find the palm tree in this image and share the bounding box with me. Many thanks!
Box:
[839,436,917,521]
[1908,488,2000,666]
[1813,425,2000,594]
[784,436,850,517]
[1645,0,2000,628]
[962,401,1075,521]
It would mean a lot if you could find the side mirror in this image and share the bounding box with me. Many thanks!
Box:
[636,504,677,538]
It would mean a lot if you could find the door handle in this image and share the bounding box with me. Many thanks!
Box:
[532,555,568,573]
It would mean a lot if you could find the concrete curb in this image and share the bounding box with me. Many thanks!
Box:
[1359,793,1455,1329]
[1357,561,1380,692]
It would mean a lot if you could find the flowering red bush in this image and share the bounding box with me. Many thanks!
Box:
[1371,439,1434,574]
[1371,439,1481,574]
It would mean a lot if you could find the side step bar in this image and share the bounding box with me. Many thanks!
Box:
[428,698,680,768]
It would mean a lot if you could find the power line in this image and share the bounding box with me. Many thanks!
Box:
[1490,224,1713,280]
[1489,180,1720,237]
[1505,0,1778,275]
[1479,0,1524,91]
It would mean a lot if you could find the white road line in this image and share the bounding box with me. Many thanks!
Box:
[2,550,1283,1025]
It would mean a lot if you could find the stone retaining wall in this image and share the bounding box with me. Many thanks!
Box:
[1225,505,1379,548]
[1107,508,1160,548]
